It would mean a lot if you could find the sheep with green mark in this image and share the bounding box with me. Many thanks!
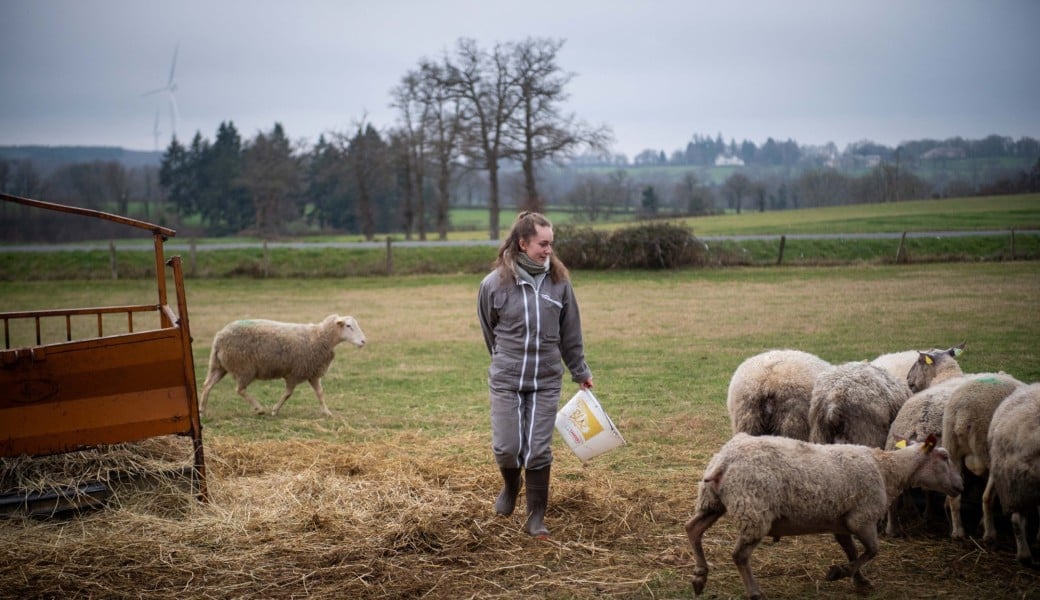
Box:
[198,314,366,417]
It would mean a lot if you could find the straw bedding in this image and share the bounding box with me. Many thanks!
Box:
[1,435,1038,599]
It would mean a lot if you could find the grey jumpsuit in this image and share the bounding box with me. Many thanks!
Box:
[477,267,592,470]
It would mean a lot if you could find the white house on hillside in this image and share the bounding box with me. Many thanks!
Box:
[714,154,745,166]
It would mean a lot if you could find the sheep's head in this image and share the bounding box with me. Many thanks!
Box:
[904,433,964,498]
[334,315,366,348]
[906,343,964,393]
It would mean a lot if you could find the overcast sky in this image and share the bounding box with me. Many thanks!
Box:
[2,0,1038,159]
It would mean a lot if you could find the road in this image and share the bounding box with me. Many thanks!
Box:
[1,229,1036,252]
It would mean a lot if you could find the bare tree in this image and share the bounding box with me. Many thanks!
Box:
[507,37,612,214]
[723,172,752,214]
[418,59,464,240]
[445,38,521,240]
[390,70,430,240]
[674,172,713,216]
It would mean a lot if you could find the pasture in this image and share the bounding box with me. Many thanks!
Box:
[2,262,1040,599]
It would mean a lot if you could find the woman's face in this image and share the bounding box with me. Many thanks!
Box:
[519,224,554,263]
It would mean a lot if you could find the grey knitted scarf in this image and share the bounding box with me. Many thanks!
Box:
[516,252,550,276]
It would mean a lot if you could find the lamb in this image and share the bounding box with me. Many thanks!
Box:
[870,342,964,383]
[986,382,1040,566]
[198,314,366,417]
[942,373,1025,541]
[906,346,965,393]
[685,433,963,599]
[726,349,831,441]
[809,361,912,448]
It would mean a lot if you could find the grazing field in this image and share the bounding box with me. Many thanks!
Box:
[1,263,1039,599]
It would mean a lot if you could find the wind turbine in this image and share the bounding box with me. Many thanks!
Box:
[143,43,180,141]
[152,108,162,151]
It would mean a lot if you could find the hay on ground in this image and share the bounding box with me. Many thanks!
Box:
[1,435,1038,599]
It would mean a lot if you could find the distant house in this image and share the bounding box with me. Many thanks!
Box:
[922,146,967,160]
[714,154,745,166]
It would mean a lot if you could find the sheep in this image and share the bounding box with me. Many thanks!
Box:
[726,349,831,441]
[942,373,1026,541]
[906,346,965,393]
[986,382,1040,566]
[809,361,912,448]
[881,376,967,536]
[870,342,965,383]
[198,314,366,417]
[685,432,963,599]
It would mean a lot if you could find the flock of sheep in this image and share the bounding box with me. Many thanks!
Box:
[187,315,1038,598]
[687,344,1040,598]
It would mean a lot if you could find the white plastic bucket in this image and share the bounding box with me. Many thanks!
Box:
[555,389,626,462]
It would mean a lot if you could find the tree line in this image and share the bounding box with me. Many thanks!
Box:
[1,35,1038,241]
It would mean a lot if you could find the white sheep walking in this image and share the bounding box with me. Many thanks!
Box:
[685,433,963,599]
[198,314,366,417]
[986,382,1040,566]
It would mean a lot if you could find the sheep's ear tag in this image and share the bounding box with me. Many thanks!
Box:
[895,439,907,449]
[922,434,937,452]
[924,355,934,365]
[952,347,964,357]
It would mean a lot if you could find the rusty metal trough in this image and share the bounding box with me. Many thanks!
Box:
[0,193,207,505]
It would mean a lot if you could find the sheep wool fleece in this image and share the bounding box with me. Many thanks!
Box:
[478,268,591,470]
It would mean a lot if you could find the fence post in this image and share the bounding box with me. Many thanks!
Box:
[895,232,909,264]
[1010,228,1016,259]
[385,236,393,276]
[262,240,270,278]
[776,235,786,265]
[109,240,118,279]
[190,238,197,278]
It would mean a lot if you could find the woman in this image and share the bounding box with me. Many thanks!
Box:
[477,211,594,537]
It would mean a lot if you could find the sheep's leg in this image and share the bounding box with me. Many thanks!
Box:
[980,476,998,544]
[308,377,334,417]
[234,377,266,414]
[197,367,226,416]
[827,526,877,587]
[831,534,870,588]
[269,380,298,417]
[884,498,902,537]
[732,531,766,600]
[684,509,722,596]
[949,493,966,539]
[1011,512,1035,566]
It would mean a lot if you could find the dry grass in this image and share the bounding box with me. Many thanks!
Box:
[2,433,1038,599]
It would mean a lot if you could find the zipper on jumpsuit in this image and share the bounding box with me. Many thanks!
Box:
[516,276,543,469]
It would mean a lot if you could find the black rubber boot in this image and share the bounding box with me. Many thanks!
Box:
[494,467,522,516]
[524,466,551,538]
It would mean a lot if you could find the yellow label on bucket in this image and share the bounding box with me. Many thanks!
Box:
[568,397,604,440]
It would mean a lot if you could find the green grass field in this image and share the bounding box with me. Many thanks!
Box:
[2,194,1039,281]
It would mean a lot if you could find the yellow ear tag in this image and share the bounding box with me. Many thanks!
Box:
[924,356,934,365]
[895,439,907,449]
